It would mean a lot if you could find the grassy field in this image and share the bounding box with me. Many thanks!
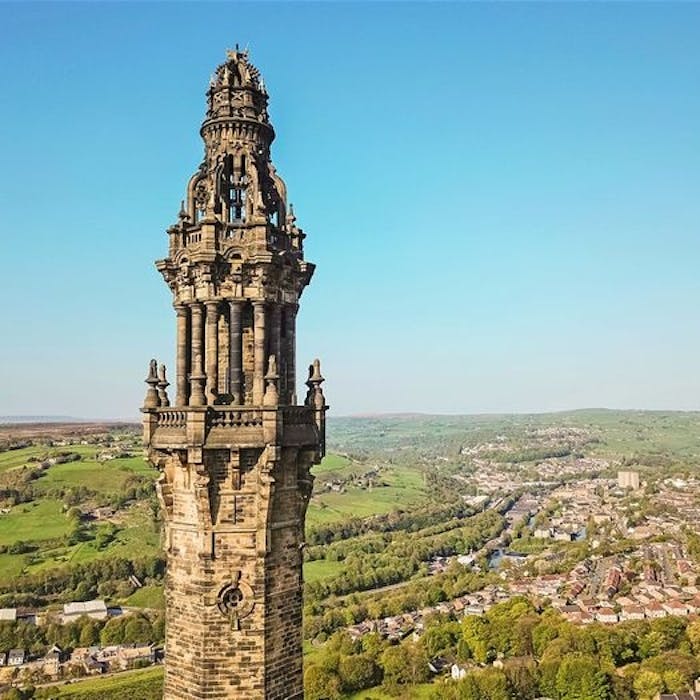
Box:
[42,664,434,700]
[33,455,155,496]
[126,584,165,609]
[312,453,357,479]
[345,684,434,699]
[0,499,73,546]
[307,462,426,527]
[48,665,163,698]
[303,558,345,583]
[0,443,108,473]
[0,443,159,588]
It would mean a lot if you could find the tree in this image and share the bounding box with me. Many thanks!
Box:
[462,616,492,665]
[556,653,610,700]
[663,669,689,694]
[304,664,342,700]
[380,642,430,690]
[338,653,381,692]
[504,657,539,700]
[476,668,511,700]
[633,670,664,700]
[123,615,152,644]
[455,674,484,699]
[79,618,101,646]
[420,620,460,659]
[686,618,700,655]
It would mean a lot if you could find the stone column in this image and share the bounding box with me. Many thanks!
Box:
[252,301,266,405]
[189,302,206,406]
[270,303,282,367]
[205,301,219,404]
[175,304,189,406]
[228,300,244,404]
[284,304,298,404]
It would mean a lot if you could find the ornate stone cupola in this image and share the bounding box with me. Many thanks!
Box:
[142,48,327,700]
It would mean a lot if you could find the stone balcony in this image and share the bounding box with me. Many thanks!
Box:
[142,405,322,452]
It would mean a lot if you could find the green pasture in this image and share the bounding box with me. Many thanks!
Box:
[47,665,163,698]
[0,499,72,547]
[126,584,165,610]
[0,503,160,587]
[0,552,26,579]
[312,453,356,478]
[33,455,155,495]
[344,683,435,699]
[303,558,345,583]
[0,444,105,473]
[40,663,432,699]
[307,464,426,526]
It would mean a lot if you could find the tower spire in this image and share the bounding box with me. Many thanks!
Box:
[142,49,327,700]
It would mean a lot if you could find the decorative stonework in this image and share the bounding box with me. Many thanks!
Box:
[217,571,255,630]
[142,47,327,700]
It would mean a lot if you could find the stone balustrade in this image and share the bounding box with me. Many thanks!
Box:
[144,405,320,451]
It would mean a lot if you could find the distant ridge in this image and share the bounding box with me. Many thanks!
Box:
[332,407,700,419]
[0,416,139,425]
[0,415,90,424]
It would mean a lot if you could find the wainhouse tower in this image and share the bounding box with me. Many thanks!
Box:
[142,49,327,700]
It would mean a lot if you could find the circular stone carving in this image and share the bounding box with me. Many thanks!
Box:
[217,579,255,621]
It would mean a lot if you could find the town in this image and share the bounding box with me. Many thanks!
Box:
[2,410,700,699]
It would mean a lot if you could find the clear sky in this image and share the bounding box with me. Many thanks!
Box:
[1,2,699,419]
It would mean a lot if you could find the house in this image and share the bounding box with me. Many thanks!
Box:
[657,693,700,700]
[596,608,618,624]
[0,652,6,666]
[43,645,64,677]
[620,605,646,622]
[70,647,107,675]
[0,608,17,623]
[663,600,689,617]
[553,530,574,542]
[62,599,108,623]
[646,603,667,619]
[117,644,155,670]
[7,649,25,666]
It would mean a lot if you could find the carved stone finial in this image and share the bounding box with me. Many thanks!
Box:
[305,359,325,408]
[263,355,279,406]
[287,202,296,226]
[265,355,278,380]
[158,364,171,408]
[143,359,160,409]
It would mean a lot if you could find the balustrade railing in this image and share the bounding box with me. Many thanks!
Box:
[183,230,202,245]
[208,409,263,429]
[151,406,314,433]
[156,409,188,428]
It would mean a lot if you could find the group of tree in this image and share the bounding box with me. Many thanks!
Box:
[0,556,166,608]
[306,510,504,600]
[304,597,700,699]
[0,611,164,658]
[304,567,498,640]
[306,499,470,548]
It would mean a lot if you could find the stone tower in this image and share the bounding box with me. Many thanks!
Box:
[142,48,327,700]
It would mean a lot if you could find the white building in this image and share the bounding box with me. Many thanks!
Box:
[62,599,108,623]
[618,470,640,490]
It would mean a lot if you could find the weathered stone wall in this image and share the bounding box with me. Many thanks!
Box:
[160,445,311,699]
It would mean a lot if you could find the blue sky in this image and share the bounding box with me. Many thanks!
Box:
[1,2,699,418]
